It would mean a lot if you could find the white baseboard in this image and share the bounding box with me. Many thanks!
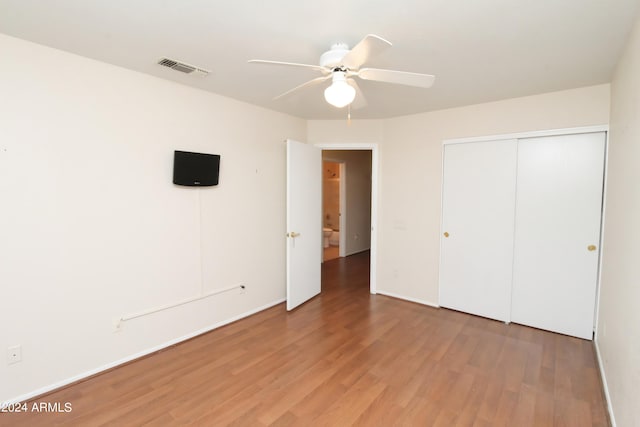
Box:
[594,339,617,427]
[4,298,286,405]
[375,290,440,308]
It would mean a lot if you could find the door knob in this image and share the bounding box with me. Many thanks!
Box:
[443,232,450,238]
[287,232,301,238]
[587,244,597,251]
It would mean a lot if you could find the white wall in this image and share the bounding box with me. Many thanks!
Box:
[322,150,372,255]
[597,13,640,427]
[309,84,610,305]
[307,120,384,145]
[0,34,306,402]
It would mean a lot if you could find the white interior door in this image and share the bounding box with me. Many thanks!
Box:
[439,140,518,322]
[286,139,322,311]
[511,132,606,339]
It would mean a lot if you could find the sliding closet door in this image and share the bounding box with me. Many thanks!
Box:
[511,132,606,339]
[439,140,518,322]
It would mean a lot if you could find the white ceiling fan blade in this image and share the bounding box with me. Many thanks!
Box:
[341,34,392,70]
[357,68,435,88]
[274,75,332,100]
[347,79,368,110]
[248,59,330,75]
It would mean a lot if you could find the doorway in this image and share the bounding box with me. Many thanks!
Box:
[317,144,377,294]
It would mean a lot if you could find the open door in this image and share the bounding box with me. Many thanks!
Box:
[286,139,322,310]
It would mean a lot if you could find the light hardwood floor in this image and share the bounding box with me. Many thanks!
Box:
[1,251,609,426]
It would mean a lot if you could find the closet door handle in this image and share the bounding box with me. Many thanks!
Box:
[587,244,597,251]
[443,232,450,238]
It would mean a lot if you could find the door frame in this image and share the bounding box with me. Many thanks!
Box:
[441,125,609,334]
[315,143,379,295]
[339,162,346,258]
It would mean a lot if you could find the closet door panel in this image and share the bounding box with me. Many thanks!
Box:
[511,132,606,339]
[439,140,518,322]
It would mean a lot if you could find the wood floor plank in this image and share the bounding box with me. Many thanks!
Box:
[534,389,555,426]
[509,384,537,427]
[352,386,408,426]
[492,389,520,426]
[309,373,387,426]
[453,373,490,426]
[254,359,341,424]
[0,251,610,426]
[399,396,443,425]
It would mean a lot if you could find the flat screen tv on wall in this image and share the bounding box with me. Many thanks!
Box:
[173,150,220,187]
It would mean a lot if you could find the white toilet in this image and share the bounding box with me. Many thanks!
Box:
[329,230,340,247]
[323,228,333,248]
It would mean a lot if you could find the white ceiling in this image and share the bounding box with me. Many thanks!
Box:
[1,0,638,120]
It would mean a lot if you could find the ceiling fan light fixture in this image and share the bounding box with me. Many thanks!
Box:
[324,72,356,108]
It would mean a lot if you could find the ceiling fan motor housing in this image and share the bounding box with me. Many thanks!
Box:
[320,43,350,68]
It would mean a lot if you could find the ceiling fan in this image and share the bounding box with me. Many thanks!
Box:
[249,34,435,109]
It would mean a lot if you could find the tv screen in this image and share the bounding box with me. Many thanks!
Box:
[173,150,220,187]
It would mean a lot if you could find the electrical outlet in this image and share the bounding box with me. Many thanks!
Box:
[7,345,21,365]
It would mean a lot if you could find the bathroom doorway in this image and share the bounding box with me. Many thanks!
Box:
[321,149,373,264]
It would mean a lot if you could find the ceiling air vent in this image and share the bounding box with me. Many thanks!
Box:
[157,57,210,77]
